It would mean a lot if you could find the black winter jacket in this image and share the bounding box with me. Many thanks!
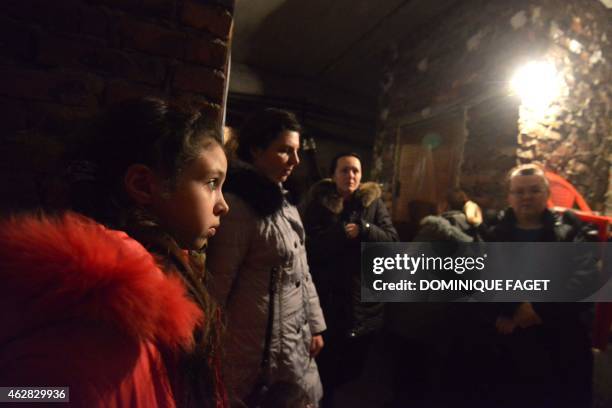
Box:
[302,179,399,338]
[485,208,598,327]
[414,213,474,243]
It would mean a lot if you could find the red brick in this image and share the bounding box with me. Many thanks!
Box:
[181,1,232,39]
[184,35,227,68]
[36,33,103,68]
[0,169,40,212]
[174,92,222,128]
[0,97,27,131]
[86,0,139,9]
[140,0,176,19]
[0,69,103,107]
[79,5,109,38]
[0,16,36,61]
[173,64,224,102]
[9,0,82,34]
[28,102,94,132]
[2,0,35,21]
[35,33,165,86]
[0,131,63,172]
[120,17,186,58]
[176,92,221,115]
[97,50,167,86]
[104,80,163,104]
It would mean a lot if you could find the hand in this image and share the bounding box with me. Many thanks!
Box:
[463,200,483,226]
[344,223,360,239]
[495,316,516,335]
[310,334,324,358]
[512,302,542,329]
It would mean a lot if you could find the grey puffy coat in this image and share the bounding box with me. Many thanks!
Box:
[207,162,326,404]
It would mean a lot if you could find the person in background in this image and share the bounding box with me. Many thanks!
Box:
[486,163,597,408]
[302,152,398,407]
[0,97,230,407]
[206,108,326,406]
[412,189,481,243]
[395,189,489,408]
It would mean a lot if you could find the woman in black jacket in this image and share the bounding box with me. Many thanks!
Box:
[302,152,398,407]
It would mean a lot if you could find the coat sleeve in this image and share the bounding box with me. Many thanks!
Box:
[304,269,327,334]
[563,211,600,302]
[361,198,399,242]
[551,227,600,319]
[206,194,256,308]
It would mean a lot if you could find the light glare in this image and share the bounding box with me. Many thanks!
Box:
[510,61,561,111]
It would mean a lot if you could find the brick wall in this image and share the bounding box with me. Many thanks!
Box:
[0,0,234,213]
[373,0,611,213]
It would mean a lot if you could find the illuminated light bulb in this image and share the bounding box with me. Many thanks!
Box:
[510,61,562,112]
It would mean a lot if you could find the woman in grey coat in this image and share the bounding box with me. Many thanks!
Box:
[206,109,326,406]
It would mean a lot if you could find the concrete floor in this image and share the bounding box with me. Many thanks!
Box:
[593,347,612,408]
[332,337,612,408]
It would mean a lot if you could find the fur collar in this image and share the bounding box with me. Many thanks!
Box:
[223,160,285,217]
[0,213,202,349]
[306,178,381,214]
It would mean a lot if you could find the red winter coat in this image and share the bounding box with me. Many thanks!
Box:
[0,213,203,407]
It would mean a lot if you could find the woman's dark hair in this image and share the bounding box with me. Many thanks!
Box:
[236,108,301,163]
[447,188,468,211]
[67,97,221,227]
[329,152,362,175]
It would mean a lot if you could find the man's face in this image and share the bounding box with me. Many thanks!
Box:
[508,174,549,222]
[152,143,229,250]
[333,155,362,197]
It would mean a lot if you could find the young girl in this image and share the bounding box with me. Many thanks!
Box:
[0,97,229,407]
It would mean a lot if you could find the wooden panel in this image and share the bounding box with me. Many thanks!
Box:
[392,109,466,223]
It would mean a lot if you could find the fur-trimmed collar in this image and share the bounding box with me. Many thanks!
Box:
[306,178,382,214]
[0,212,202,349]
[223,160,286,217]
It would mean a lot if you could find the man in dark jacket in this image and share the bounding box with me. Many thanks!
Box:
[486,163,597,408]
[302,152,398,407]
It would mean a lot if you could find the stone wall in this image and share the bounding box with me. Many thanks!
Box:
[515,0,611,212]
[0,0,234,213]
[374,0,611,213]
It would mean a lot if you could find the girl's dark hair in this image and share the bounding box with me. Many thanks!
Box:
[67,97,221,227]
[329,152,362,175]
[236,108,301,163]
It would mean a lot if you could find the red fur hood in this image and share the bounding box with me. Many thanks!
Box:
[0,212,203,349]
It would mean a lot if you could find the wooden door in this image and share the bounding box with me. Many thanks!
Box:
[392,109,467,223]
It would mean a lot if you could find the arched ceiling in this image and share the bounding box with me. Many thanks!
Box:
[231,0,461,99]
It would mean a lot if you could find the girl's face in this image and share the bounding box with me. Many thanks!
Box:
[251,130,300,183]
[152,142,229,250]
